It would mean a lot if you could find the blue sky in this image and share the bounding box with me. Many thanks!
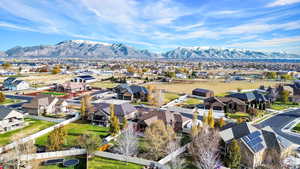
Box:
[0,0,300,54]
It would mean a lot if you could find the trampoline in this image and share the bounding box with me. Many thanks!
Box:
[42,159,64,165]
[63,159,79,167]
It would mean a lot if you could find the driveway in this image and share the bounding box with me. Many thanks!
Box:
[256,108,300,145]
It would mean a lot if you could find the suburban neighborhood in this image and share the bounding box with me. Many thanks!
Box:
[0,59,299,169]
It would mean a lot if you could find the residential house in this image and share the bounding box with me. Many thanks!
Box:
[22,94,68,116]
[3,77,30,91]
[133,107,183,132]
[228,91,269,111]
[0,107,25,133]
[192,88,214,98]
[175,73,187,79]
[53,82,89,93]
[114,84,148,101]
[71,75,96,83]
[204,96,247,113]
[220,122,293,168]
[290,80,300,103]
[89,100,137,126]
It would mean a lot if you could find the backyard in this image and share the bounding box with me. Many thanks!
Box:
[37,156,86,169]
[42,91,67,96]
[151,79,279,95]
[88,157,144,169]
[35,120,110,148]
[0,118,55,146]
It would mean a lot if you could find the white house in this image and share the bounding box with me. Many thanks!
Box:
[71,75,96,83]
[3,77,30,91]
[0,107,25,133]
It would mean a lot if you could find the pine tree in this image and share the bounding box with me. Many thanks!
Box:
[225,139,241,169]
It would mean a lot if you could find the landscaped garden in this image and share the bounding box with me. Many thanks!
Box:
[227,112,250,119]
[270,101,299,110]
[292,122,300,133]
[35,120,110,148]
[88,157,144,169]
[0,118,55,146]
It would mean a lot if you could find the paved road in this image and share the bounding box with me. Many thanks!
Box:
[5,95,33,108]
[256,109,300,145]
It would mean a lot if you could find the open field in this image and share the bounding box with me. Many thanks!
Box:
[37,156,86,169]
[151,79,281,95]
[292,122,300,133]
[90,81,120,88]
[270,101,299,110]
[35,120,109,148]
[0,118,55,146]
[88,157,144,169]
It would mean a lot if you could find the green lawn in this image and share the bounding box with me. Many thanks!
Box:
[38,156,86,169]
[270,101,299,110]
[227,112,250,119]
[164,92,180,104]
[292,122,300,133]
[42,92,66,96]
[0,98,23,105]
[182,98,203,105]
[0,118,55,146]
[88,157,144,169]
[90,81,119,88]
[35,120,110,148]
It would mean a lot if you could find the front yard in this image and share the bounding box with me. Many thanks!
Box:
[164,92,180,104]
[0,98,23,105]
[270,101,299,110]
[0,118,55,146]
[88,157,144,169]
[227,112,250,119]
[292,122,300,133]
[35,120,110,148]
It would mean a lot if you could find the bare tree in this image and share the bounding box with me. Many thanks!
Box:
[189,125,220,169]
[166,139,186,169]
[263,148,289,169]
[115,124,138,163]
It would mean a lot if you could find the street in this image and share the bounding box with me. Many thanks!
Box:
[256,109,300,145]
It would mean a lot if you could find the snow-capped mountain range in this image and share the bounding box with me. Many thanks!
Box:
[0,40,299,59]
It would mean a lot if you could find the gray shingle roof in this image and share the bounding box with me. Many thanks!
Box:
[0,106,14,120]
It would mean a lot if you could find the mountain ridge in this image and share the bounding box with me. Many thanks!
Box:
[1,40,299,59]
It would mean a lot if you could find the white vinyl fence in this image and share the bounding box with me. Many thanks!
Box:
[94,151,168,169]
[20,148,86,161]
[0,113,80,153]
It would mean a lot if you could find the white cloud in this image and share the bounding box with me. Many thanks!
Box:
[173,22,204,31]
[227,36,300,48]
[267,0,300,7]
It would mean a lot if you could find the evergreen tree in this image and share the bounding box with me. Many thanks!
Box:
[225,139,241,169]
